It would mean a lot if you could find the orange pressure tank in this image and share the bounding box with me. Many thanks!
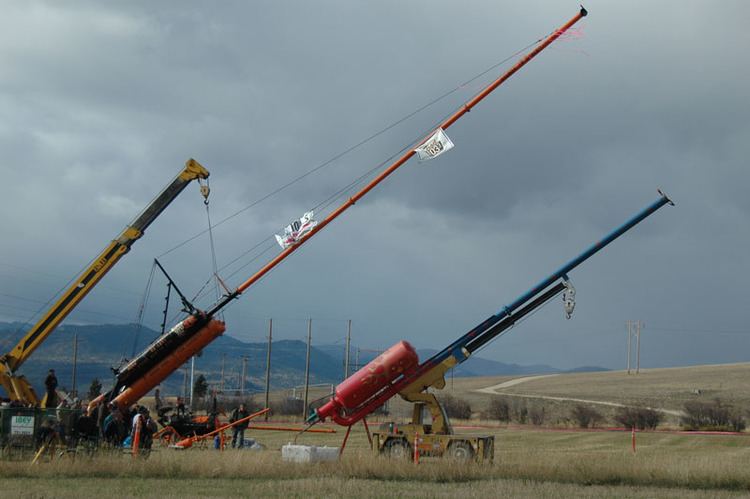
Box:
[111,319,226,410]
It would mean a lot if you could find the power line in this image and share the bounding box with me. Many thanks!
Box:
[148,37,553,318]
[646,327,750,335]
[0,263,141,297]
[156,37,545,259]
[0,296,134,323]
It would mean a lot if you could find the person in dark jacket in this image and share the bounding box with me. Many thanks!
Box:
[44,369,58,407]
[154,388,162,412]
[230,403,250,448]
[102,409,126,447]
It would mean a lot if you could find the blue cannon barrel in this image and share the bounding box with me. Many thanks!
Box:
[423,190,674,368]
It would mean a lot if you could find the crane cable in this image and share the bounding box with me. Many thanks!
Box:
[200,179,224,322]
[160,30,580,315]
[185,97,458,311]
[180,87,489,312]
[157,35,548,259]
[128,260,157,359]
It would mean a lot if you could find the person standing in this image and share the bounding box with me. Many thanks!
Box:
[230,403,250,448]
[44,369,58,408]
[131,406,144,455]
[139,406,156,451]
[154,388,162,412]
[176,397,186,417]
[103,409,125,447]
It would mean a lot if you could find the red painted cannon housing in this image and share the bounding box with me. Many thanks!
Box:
[315,340,419,423]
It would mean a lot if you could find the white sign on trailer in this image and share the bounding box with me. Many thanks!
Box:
[11,415,34,435]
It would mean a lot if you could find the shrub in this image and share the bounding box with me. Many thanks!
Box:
[681,399,746,432]
[488,397,511,422]
[193,374,208,399]
[528,405,546,426]
[571,404,603,428]
[614,406,662,430]
[512,400,528,425]
[729,411,746,432]
[438,394,472,420]
[87,378,102,400]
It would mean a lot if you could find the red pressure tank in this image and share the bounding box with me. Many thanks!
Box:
[316,340,419,421]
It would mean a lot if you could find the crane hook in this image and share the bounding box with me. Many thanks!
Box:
[199,179,210,205]
[562,279,576,320]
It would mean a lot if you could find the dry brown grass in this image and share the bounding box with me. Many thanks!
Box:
[419,363,750,427]
[3,425,750,497]
[7,366,750,497]
[2,476,746,499]
[473,364,750,410]
[182,363,750,426]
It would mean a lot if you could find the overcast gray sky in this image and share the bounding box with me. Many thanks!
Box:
[1,1,748,370]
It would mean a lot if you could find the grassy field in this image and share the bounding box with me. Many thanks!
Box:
[3,423,750,497]
[406,363,750,426]
[2,476,747,499]
[475,364,750,409]
[5,364,750,497]
[159,363,750,427]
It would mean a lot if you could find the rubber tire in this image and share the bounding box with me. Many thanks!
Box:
[384,438,411,460]
[447,441,474,462]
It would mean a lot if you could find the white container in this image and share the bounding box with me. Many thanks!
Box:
[281,443,339,463]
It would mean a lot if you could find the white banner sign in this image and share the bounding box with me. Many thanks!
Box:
[275,211,318,249]
[414,128,454,161]
[11,415,34,435]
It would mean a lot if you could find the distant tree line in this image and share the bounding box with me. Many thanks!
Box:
[681,398,745,432]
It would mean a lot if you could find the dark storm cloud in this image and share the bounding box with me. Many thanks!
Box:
[1,1,748,370]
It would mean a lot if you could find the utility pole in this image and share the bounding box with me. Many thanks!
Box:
[636,321,643,374]
[240,356,249,395]
[626,320,632,374]
[264,319,273,420]
[626,320,644,375]
[182,367,189,400]
[302,318,312,419]
[189,356,196,408]
[71,332,78,399]
[220,353,226,392]
[344,320,351,380]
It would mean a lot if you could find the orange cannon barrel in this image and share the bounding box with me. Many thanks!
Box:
[87,393,106,415]
[111,319,225,410]
[116,314,208,387]
[316,341,418,421]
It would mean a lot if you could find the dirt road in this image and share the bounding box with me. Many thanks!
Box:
[475,374,683,417]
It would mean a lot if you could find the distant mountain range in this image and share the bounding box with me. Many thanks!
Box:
[0,322,343,397]
[0,322,607,398]
[316,345,608,378]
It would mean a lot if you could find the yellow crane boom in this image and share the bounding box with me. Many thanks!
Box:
[0,159,209,405]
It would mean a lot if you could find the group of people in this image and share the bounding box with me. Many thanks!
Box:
[33,370,256,451]
[102,403,158,451]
